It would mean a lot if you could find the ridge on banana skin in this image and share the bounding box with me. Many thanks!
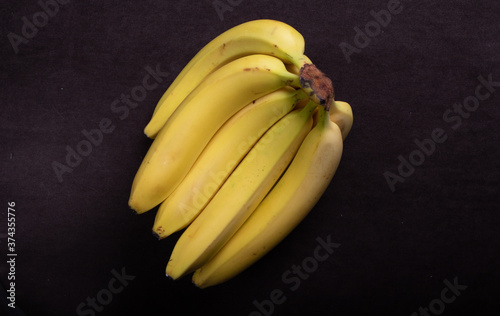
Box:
[144,19,308,138]
[128,54,301,214]
[152,87,308,239]
[192,102,352,288]
[165,100,318,280]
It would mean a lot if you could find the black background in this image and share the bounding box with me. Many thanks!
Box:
[1,0,499,315]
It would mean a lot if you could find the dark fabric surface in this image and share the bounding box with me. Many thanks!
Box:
[1,1,499,315]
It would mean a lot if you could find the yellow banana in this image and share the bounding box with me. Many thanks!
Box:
[152,87,307,239]
[144,19,309,138]
[165,100,318,280]
[192,102,352,288]
[330,101,353,140]
[128,54,300,214]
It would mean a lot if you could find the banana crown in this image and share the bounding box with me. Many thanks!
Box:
[300,63,335,108]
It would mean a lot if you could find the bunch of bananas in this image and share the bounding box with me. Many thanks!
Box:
[128,19,353,288]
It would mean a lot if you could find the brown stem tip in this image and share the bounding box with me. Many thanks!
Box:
[300,64,334,110]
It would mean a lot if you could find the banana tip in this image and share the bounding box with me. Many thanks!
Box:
[128,198,147,215]
[152,230,162,240]
[165,272,174,281]
[191,276,208,290]
[192,280,205,290]
[128,204,139,215]
[143,125,157,139]
[191,276,200,287]
[152,226,170,240]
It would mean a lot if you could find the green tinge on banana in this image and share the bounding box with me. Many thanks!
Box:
[152,87,308,239]
[128,54,301,214]
[165,100,318,280]
[192,105,347,288]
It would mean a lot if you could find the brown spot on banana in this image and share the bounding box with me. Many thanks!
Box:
[243,67,261,72]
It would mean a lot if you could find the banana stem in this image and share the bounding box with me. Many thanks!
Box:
[294,87,310,101]
[293,55,335,111]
